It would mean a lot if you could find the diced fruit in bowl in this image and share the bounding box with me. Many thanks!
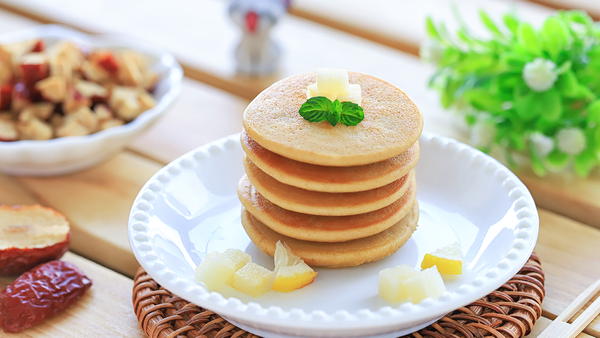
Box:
[378,264,418,303]
[0,37,159,142]
[233,262,275,298]
[0,205,70,275]
[421,242,463,275]
[194,251,237,291]
[404,266,447,304]
[272,241,317,293]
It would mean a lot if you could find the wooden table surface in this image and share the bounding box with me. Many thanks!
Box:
[0,1,599,337]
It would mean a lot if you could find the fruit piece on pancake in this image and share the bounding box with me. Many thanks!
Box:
[272,241,317,293]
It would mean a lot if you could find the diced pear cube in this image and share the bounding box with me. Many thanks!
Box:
[233,262,275,297]
[307,83,318,98]
[223,248,252,286]
[378,264,418,303]
[195,251,236,291]
[404,266,446,304]
[316,67,349,98]
[337,84,361,105]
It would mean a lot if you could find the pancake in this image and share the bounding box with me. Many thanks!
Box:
[240,202,419,268]
[238,174,417,242]
[241,130,420,192]
[244,156,413,216]
[242,72,423,167]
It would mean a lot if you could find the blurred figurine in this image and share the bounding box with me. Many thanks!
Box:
[228,0,286,76]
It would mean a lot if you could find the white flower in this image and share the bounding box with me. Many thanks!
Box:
[530,132,554,157]
[557,127,586,155]
[470,119,496,148]
[419,39,444,64]
[523,58,558,92]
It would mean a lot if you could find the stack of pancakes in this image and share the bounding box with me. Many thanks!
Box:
[238,72,423,268]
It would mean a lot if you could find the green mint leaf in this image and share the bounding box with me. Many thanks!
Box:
[540,17,569,60]
[327,99,342,126]
[299,96,331,123]
[503,13,519,35]
[517,23,541,55]
[340,101,364,126]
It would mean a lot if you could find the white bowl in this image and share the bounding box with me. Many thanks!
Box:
[128,132,539,338]
[0,25,182,176]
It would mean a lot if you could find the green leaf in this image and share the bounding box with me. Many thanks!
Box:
[299,96,331,123]
[555,61,572,74]
[537,88,563,121]
[510,133,526,151]
[426,17,441,40]
[517,23,541,55]
[327,99,342,126]
[453,54,496,73]
[574,149,597,177]
[499,52,531,70]
[503,13,519,35]
[557,71,579,97]
[463,88,504,113]
[588,100,600,123]
[339,101,364,126]
[514,86,539,120]
[480,10,503,36]
[540,16,569,60]
[546,149,569,168]
[530,147,547,177]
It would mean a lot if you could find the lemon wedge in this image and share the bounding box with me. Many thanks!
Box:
[272,241,318,292]
[421,242,463,275]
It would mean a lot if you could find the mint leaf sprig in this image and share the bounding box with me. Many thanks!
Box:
[299,96,364,126]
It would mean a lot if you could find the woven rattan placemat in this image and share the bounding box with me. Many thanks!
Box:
[132,253,544,338]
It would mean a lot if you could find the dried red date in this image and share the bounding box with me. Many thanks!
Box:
[0,260,92,333]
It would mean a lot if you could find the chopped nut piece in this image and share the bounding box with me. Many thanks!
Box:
[139,90,156,111]
[69,106,98,132]
[35,76,67,102]
[18,118,52,140]
[55,118,89,137]
[80,60,110,83]
[0,119,18,141]
[62,87,91,114]
[109,86,141,120]
[21,103,54,121]
[93,104,113,121]
[74,80,108,100]
[49,56,72,79]
[99,118,124,130]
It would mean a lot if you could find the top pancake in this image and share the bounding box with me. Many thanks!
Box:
[243,72,423,166]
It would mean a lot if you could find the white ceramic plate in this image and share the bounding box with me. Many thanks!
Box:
[0,25,182,176]
[128,132,539,338]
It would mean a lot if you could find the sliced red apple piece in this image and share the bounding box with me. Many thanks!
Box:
[35,76,67,103]
[0,60,11,85]
[30,40,44,53]
[91,51,119,73]
[0,205,70,275]
[19,53,48,85]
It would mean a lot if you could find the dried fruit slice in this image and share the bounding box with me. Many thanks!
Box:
[0,205,70,275]
[378,264,418,302]
[233,262,274,297]
[421,242,463,275]
[404,266,446,304]
[272,241,317,293]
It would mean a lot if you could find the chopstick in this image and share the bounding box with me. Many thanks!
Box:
[538,278,600,337]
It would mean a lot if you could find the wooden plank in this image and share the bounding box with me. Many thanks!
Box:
[528,316,594,337]
[526,0,600,21]
[0,252,144,337]
[536,209,600,336]
[289,0,551,55]
[13,152,161,278]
